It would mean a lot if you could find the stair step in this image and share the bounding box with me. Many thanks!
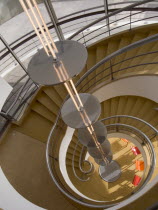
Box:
[43,86,63,107]
[31,101,57,123]
[118,32,147,76]
[53,84,67,100]
[95,45,107,82]
[37,92,60,115]
[113,36,132,78]
[86,48,96,89]
[13,110,53,143]
[67,148,81,158]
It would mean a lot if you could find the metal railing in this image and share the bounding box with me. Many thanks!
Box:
[75,33,158,93]
[68,0,158,41]
[71,115,157,182]
[0,35,39,132]
[72,141,94,182]
[0,0,157,127]
[46,110,157,208]
[46,20,158,208]
[0,74,38,136]
[1,0,158,77]
[0,0,158,206]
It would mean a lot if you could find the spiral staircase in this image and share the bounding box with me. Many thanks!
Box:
[1,1,158,209]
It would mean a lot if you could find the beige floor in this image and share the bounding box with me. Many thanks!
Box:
[0,127,77,210]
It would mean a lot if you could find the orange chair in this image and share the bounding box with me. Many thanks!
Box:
[135,160,144,171]
[132,175,141,186]
[121,138,128,146]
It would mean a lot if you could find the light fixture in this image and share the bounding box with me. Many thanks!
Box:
[19,0,121,182]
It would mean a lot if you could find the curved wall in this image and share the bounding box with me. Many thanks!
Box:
[93,75,158,103]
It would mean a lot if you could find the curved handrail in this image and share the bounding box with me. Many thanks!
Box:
[45,33,158,134]
[77,14,158,45]
[101,115,158,134]
[72,141,91,182]
[46,110,157,207]
[2,16,156,132]
[1,0,158,206]
[1,0,157,70]
[1,3,157,93]
[68,0,156,40]
[58,1,140,21]
[106,123,156,191]
[46,26,158,207]
[1,0,155,54]
[76,33,158,88]
[72,116,156,181]
[79,146,94,175]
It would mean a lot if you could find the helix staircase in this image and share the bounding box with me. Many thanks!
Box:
[1,23,158,209]
[65,95,158,202]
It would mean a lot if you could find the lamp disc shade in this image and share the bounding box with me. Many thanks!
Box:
[61,93,101,129]
[27,40,88,86]
[94,152,113,166]
[99,160,121,182]
[78,121,107,147]
[87,140,111,159]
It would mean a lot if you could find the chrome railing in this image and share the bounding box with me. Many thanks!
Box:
[0,0,158,206]
[1,0,157,76]
[46,30,158,208]
[0,35,39,126]
[106,123,155,193]
[1,74,38,120]
[68,0,158,42]
[0,0,157,127]
[46,110,156,208]
[71,116,156,183]
[72,141,94,182]
[76,33,158,93]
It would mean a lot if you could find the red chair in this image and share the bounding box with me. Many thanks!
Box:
[132,175,141,186]
[135,160,144,171]
[131,146,141,155]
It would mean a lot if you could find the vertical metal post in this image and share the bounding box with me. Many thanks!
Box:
[130,10,132,30]
[0,35,28,74]
[82,32,87,48]
[116,117,120,132]
[104,0,110,36]
[44,0,65,41]
[109,60,114,80]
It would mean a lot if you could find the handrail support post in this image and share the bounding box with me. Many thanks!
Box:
[0,35,28,74]
[104,0,110,36]
[130,10,132,30]
[110,60,114,80]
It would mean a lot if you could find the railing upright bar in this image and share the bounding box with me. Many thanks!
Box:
[130,10,132,30]
[5,78,31,114]
[68,0,156,40]
[82,32,87,48]
[109,60,114,80]
[76,33,158,87]
[0,35,28,74]
[104,0,110,36]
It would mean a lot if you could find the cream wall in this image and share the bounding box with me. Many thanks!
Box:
[93,75,158,103]
[0,76,12,111]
